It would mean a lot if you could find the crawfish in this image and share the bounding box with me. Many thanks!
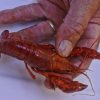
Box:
[0,30,99,93]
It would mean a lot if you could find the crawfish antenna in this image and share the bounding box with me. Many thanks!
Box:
[82,72,95,96]
[78,39,98,96]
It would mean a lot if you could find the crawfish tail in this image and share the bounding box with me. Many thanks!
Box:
[71,47,100,59]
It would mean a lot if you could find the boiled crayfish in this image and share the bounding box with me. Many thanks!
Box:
[0,30,99,93]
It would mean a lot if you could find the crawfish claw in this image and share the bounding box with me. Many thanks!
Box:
[49,76,88,93]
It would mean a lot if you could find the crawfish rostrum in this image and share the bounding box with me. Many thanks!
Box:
[0,30,99,93]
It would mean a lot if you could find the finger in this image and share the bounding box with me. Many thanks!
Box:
[48,0,67,12]
[72,23,100,78]
[56,0,100,57]
[0,3,45,24]
[76,7,100,48]
[8,21,55,43]
[39,0,68,28]
[90,7,100,25]
[0,0,68,29]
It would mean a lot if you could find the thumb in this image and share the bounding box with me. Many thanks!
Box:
[56,0,100,57]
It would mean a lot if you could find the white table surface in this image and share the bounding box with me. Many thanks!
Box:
[0,0,100,100]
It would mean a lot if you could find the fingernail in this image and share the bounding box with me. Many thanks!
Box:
[58,40,73,57]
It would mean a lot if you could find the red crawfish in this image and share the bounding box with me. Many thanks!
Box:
[0,30,100,93]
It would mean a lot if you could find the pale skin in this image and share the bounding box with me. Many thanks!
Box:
[0,0,100,77]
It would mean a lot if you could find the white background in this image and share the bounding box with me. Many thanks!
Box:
[0,0,100,100]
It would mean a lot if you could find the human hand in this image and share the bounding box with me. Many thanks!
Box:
[37,1,100,74]
[54,0,100,77]
[56,0,100,57]
[0,0,100,77]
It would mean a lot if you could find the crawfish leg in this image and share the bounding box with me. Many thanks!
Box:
[25,63,36,79]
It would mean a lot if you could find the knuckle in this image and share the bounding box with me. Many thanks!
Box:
[65,21,85,41]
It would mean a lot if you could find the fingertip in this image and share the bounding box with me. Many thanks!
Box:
[57,40,73,57]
